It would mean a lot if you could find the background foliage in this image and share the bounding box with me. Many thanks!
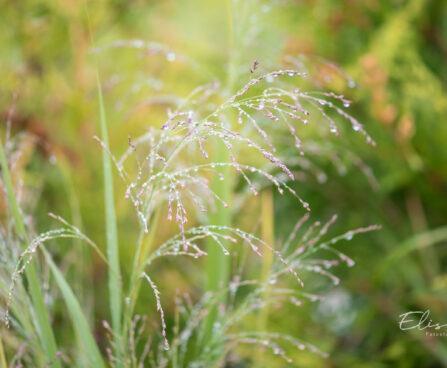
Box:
[1,0,447,366]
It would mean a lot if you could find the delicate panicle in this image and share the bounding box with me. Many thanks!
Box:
[88,61,379,364]
[0,39,380,367]
[105,66,375,251]
[142,273,170,351]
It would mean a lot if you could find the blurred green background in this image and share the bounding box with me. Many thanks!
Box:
[1,0,447,366]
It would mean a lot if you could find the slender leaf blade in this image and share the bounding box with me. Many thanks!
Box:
[45,251,106,368]
[96,71,122,354]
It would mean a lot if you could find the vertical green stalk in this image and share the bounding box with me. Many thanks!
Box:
[96,72,123,362]
[259,188,274,313]
[205,146,232,293]
[202,0,241,347]
[0,136,60,367]
[123,206,161,343]
[254,188,274,367]
[203,141,232,343]
[0,335,7,368]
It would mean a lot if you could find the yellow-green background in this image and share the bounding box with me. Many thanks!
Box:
[1,0,447,366]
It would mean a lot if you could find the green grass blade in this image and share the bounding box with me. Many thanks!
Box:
[0,335,7,368]
[202,0,237,344]
[96,71,123,356]
[378,226,447,279]
[203,140,232,345]
[0,135,60,367]
[44,251,106,368]
[387,226,447,262]
[253,189,274,367]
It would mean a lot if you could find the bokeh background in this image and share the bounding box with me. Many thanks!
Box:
[1,0,447,366]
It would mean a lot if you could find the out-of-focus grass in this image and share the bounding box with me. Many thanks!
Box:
[275,0,447,366]
[0,121,60,368]
[1,0,446,366]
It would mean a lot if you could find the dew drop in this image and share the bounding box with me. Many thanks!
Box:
[166,52,176,62]
[133,40,144,48]
[261,4,270,13]
[317,173,327,184]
